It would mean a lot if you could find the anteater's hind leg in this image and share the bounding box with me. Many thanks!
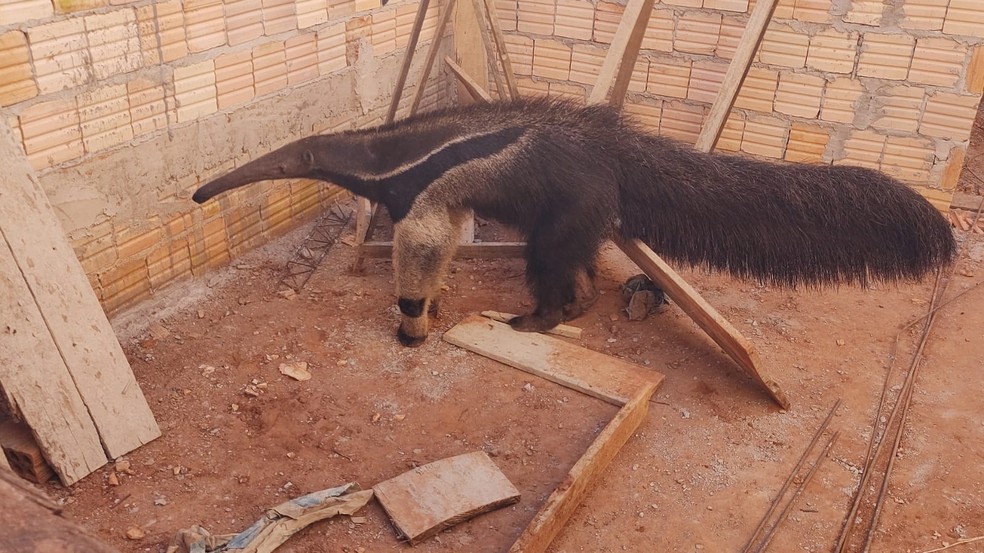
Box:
[510,216,603,332]
[393,207,465,346]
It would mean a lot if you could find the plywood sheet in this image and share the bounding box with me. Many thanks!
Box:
[0,230,107,484]
[443,315,663,406]
[0,122,160,460]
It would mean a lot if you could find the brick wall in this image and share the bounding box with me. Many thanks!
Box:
[0,0,452,313]
[493,0,984,209]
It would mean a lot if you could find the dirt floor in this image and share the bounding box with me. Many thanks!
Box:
[41,203,982,553]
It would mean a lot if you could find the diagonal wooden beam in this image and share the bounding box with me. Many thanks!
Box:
[468,0,506,99]
[409,0,458,115]
[481,0,519,99]
[694,0,780,152]
[587,0,656,107]
[386,0,431,124]
[446,56,494,102]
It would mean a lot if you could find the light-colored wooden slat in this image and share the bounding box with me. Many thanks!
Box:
[443,316,663,406]
[587,0,656,107]
[446,56,494,102]
[360,241,526,259]
[508,381,659,553]
[615,238,789,409]
[694,0,780,152]
[410,0,458,114]
[387,0,431,123]
[0,124,160,461]
[0,230,107,485]
[481,0,519,99]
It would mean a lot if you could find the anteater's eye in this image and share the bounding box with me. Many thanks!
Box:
[303,150,315,165]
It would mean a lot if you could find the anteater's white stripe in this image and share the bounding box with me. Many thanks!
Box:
[349,129,516,181]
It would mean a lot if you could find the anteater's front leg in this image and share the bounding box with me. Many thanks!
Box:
[393,207,464,347]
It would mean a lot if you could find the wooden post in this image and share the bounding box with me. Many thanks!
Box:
[508,382,659,553]
[481,0,519,99]
[410,0,458,114]
[586,0,656,107]
[386,0,431,123]
[0,122,159,482]
[694,0,780,152]
[468,0,506,98]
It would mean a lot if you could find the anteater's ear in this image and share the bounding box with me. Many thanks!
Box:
[303,150,315,166]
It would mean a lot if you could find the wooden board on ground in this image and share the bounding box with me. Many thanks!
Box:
[509,381,659,553]
[0,123,160,465]
[373,451,520,545]
[443,316,663,406]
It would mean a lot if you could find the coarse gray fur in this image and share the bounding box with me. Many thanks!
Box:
[193,98,956,346]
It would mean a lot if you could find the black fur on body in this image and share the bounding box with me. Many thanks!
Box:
[193,99,956,346]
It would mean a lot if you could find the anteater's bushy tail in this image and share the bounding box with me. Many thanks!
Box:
[616,131,957,287]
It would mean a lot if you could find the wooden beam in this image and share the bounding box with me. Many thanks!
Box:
[615,238,790,409]
[443,316,663,406]
[446,56,494,102]
[586,0,656,107]
[508,382,659,553]
[411,0,458,113]
[386,0,431,123]
[359,241,526,259]
[481,0,519,99]
[468,0,506,99]
[0,124,160,464]
[694,0,780,152]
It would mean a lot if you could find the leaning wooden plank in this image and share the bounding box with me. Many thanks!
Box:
[373,451,520,545]
[481,0,519,99]
[586,0,656,107]
[360,241,526,259]
[0,231,107,485]
[508,381,659,553]
[443,316,663,406]
[480,310,582,340]
[386,0,431,123]
[468,0,506,99]
[694,0,780,152]
[410,0,458,114]
[615,238,790,409]
[0,124,160,459]
[446,56,494,103]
